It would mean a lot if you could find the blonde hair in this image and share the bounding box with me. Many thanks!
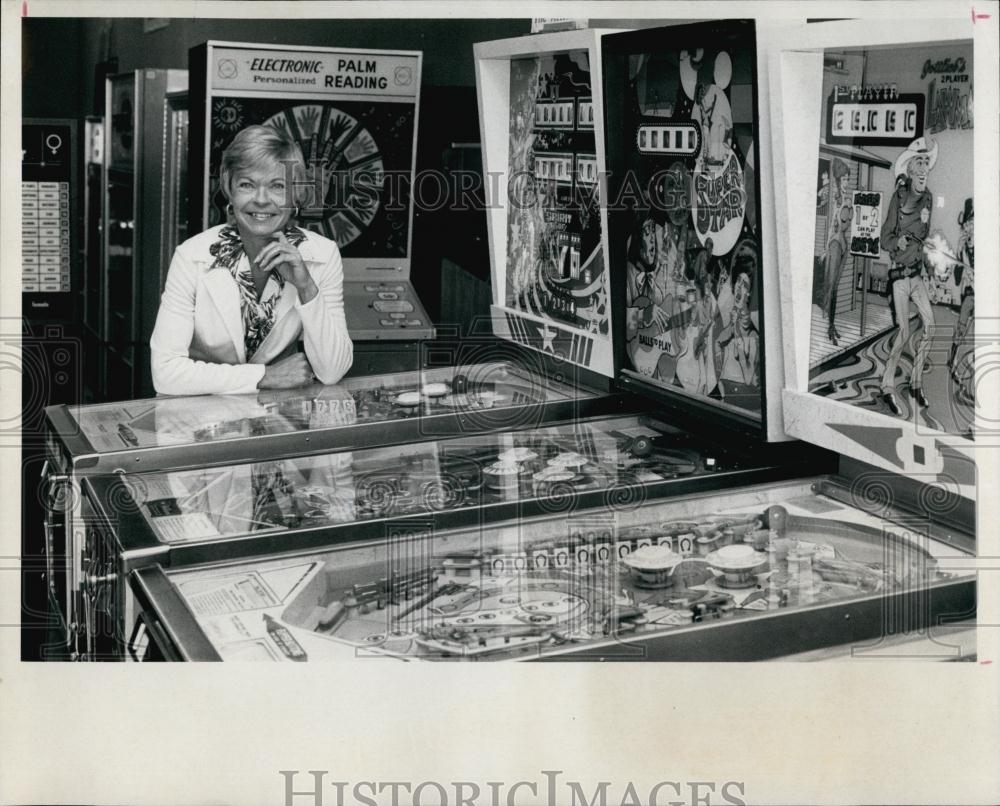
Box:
[219,124,308,207]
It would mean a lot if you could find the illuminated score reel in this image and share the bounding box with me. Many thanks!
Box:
[636,121,702,158]
[533,94,598,188]
[534,96,595,131]
[477,514,768,576]
[533,152,598,186]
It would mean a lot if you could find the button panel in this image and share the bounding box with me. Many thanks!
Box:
[22,180,71,292]
[347,281,434,336]
[373,300,415,314]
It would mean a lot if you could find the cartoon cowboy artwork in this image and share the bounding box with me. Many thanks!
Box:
[878,137,937,417]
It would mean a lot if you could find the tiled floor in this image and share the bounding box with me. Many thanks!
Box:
[809,303,894,370]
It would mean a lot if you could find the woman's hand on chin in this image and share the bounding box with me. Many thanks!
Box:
[256,231,318,302]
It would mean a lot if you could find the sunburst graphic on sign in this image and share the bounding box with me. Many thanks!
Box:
[213,99,245,133]
[263,104,385,248]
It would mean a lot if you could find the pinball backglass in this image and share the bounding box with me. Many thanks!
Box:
[770,19,984,493]
[475,30,620,377]
[602,21,768,431]
[806,41,974,438]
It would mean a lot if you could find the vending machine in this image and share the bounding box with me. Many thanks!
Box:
[22,118,77,322]
[20,119,84,431]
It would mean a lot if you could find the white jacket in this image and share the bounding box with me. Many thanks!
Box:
[151,225,353,396]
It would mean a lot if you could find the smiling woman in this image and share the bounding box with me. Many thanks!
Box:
[150,125,353,395]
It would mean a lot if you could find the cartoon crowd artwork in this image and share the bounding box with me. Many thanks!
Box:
[505,50,610,338]
[618,41,763,415]
[807,43,974,437]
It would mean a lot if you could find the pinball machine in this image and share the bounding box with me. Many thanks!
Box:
[84,411,821,660]
[124,470,974,661]
[42,353,635,658]
[39,20,979,662]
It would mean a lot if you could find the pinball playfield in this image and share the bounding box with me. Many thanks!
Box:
[124,414,747,544]
[58,362,580,457]
[132,478,974,661]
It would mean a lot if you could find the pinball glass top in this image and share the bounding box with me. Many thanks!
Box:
[59,362,582,454]
[127,414,744,544]
[158,479,973,661]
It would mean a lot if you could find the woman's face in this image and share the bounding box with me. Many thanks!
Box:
[228,157,296,240]
[734,271,752,310]
[737,305,752,333]
[838,173,850,194]
[717,265,730,292]
[639,219,657,265]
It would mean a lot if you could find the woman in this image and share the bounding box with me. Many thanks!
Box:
[716,259,760,410]
[948,198,974,403]
[673,241,719,397]
[823,158,852,346]
[151,125,353,395]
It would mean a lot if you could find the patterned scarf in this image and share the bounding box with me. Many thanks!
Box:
[208,225,308,359]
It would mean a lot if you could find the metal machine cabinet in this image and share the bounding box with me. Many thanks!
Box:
[41,358,633,658]
[124,474,975,662]
[82,115,105,395]
[80,411,818,659]
[102,69,188,401]
[22,118,79,322]
[161,91,190,284]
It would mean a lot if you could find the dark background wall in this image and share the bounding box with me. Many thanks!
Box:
[21,17,698,118]
[22,18,88,118]
[23,17,531,118]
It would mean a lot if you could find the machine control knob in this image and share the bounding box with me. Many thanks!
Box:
[82,573,117,589]
[630,436,654,457]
